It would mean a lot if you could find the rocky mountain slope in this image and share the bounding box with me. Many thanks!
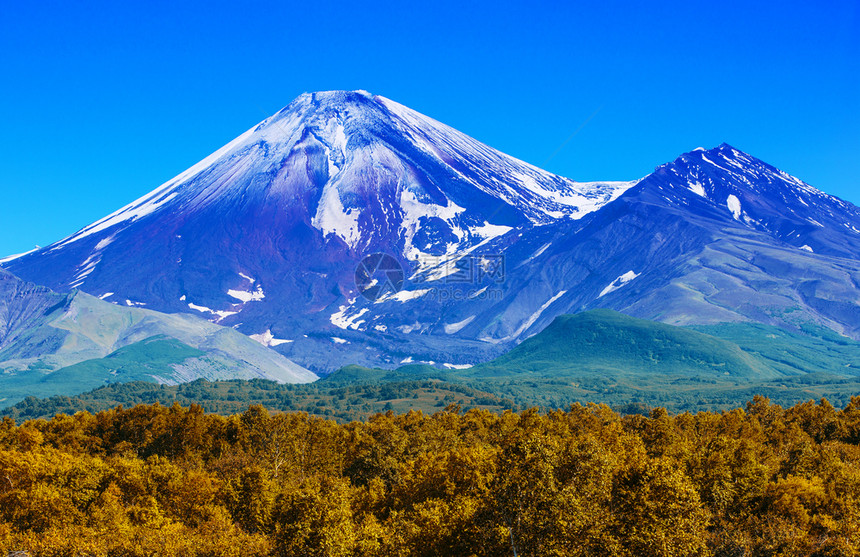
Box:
[5,92,859,373]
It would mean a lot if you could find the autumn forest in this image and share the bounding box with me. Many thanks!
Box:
[1,396,860,556]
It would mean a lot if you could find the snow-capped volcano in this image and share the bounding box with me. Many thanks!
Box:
[6,93,860,373]
[2,90,634,371]
[43,90,633,259]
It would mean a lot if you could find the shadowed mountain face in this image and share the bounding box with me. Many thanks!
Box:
[502,145,860,338]
[0,268,69,357]
[415,144,860,348]
[4,92,860,373]
[307,143,860,366]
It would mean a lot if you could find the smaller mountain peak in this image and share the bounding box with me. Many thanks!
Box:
[715,142,744,156]
[686,143,742,156]
[679,143,750,164]
[647,142,856,244]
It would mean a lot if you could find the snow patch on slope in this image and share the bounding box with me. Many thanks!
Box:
[382,289,431,303]
[187,302,238,321]
[444,315,475,334]
[443,363,473,370]
[330,301,370,330]
[399,187,467,258]
[526,243,551,262]
[599,271,640,298]
[688,181,707,197]
[250,329,293,347]
[227,284,265,303]
[313,183,363,248]
[511,290,568,340]
[484,290,568,344]
[727,195,742,220]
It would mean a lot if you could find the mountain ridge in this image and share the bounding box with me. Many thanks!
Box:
[4,91,860,373]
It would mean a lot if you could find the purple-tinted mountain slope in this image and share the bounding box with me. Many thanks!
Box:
[5,93,859,372]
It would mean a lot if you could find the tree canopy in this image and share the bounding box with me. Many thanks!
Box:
[2,396,860,555]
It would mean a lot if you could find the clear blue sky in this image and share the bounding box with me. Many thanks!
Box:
[1,0,857,257]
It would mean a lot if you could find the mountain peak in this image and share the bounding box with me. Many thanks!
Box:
[306,89,374,102]
[679,142,746,161]
[280,89,374,110]
[4,92,636,345]
[642,143,860,258]
[6,104,860,374]
[20,92,637,255]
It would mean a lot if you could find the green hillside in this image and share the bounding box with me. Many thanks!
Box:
[695,321,860,378]
[0,336,204,406]
[453,311,860,411]
[0,285,316,408]
[7,310,860,418]
[468,309,779,380]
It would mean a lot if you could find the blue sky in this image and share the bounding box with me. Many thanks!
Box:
[1,0,857,257]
